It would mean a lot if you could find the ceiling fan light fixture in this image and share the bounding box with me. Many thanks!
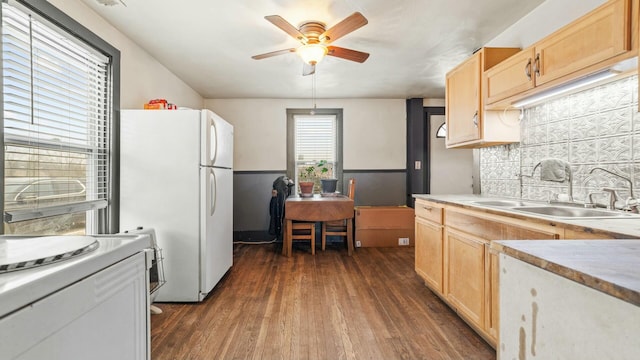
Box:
[95,0,126,6]
[297,44,328,65]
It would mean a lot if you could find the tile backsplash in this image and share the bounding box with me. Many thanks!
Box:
[480,75,640,205]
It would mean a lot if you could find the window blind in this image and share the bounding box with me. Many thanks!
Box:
[294,114,336,162]
[2,3,109,224]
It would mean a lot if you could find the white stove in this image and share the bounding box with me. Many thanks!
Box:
[0,233,152,360]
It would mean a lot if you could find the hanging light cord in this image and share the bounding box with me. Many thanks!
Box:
[312,72,317,110]
[309,72,317,115]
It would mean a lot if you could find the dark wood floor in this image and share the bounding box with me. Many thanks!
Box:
[150,243,495,360]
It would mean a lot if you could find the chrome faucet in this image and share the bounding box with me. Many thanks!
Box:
[588,167,638,212]
[527,160,574,202]
[600,188,618,210]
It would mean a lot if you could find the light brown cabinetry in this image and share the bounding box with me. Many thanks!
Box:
[485,246,500,341]
[414,200,444,293]
[445,227,486,328]
[564,228,617,239]
[445,47,521,148]
[535,0,631,86]
[415,198,640,347]
[485,0,634,107]
[415,203,562,348]
[444,208,560,346]
[415,218,443,292]
[446,52,481,145]
[485,48,536,105]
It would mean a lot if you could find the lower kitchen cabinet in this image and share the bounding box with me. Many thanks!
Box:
[564,228,617,239]
[415,217,444,293]
[445,227,486,328]
[485,246,500,342]
[414,201,565,348]
[414,197,640,349]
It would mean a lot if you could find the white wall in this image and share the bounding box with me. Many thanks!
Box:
[429,114,473,194]
[205,98,406,171]
[47,0,203,109]
[486,0,608,48]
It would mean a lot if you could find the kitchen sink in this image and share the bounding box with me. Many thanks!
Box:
[511,206,640,219]
[471,200,537,207]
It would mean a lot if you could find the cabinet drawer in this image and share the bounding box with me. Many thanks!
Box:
[564,228,619,239]
[414,200,443,224]
[446,209,502,239]
[446,208,559,240]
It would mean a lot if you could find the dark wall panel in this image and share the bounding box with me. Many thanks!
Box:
[233,171,406,240]
[233,171,285,232]
[343,171,406,207]
[406,98,426,206]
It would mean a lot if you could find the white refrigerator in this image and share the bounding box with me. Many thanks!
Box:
[120,109,233,302]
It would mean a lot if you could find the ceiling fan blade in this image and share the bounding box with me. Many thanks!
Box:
[264,15,308,42]
[252,48,296,60]
[302,63,315,76]
[326,46,369,63]
[321,12,368,43]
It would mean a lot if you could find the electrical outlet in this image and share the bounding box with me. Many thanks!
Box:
[398,237,410,246]
[355,240,362,247]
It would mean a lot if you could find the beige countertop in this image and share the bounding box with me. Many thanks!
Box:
[413,194,640,238]
[492,240,640,306]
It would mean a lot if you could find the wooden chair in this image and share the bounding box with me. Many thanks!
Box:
[321,178,355,251]
[291,222,316,255]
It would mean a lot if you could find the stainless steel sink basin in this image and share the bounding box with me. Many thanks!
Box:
[511,206,640,219]
[471,200,536,207]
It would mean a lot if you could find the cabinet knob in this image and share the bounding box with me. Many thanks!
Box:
[472,111,478,128]
[422,206,433,211]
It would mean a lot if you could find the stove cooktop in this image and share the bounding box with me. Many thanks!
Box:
[0,236,99,273]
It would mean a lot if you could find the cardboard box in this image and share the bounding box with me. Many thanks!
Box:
[355,206,415,247]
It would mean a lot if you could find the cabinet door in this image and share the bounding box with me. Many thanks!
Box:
[446,52,481,146]
[535,0,631,86]
[415,217,444,293]
[445,227,485,327]
[485,48,536,105]
[485,245,499,344]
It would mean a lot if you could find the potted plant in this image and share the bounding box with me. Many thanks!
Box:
[317,160,338,193]
[298,164,316,196]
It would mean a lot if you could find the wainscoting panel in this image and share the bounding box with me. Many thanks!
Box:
[233,170,407,241]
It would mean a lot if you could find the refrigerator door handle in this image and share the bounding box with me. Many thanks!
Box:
[210,122,218,165]
[210,169,216,216]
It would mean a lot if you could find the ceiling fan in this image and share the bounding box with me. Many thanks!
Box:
[252,12,369,75]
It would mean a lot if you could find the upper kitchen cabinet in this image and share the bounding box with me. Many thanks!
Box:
[445,47,521,148]
[486,0,636,107]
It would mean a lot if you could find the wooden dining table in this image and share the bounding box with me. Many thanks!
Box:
[282,194,355,257]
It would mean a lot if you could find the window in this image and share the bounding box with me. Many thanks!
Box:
[287,109,343,192]
[1,1,119,235]
[436,122,447,138]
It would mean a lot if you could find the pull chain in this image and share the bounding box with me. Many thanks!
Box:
[310,72,317,115]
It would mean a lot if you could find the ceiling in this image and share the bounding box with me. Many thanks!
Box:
[79,0,545,99]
